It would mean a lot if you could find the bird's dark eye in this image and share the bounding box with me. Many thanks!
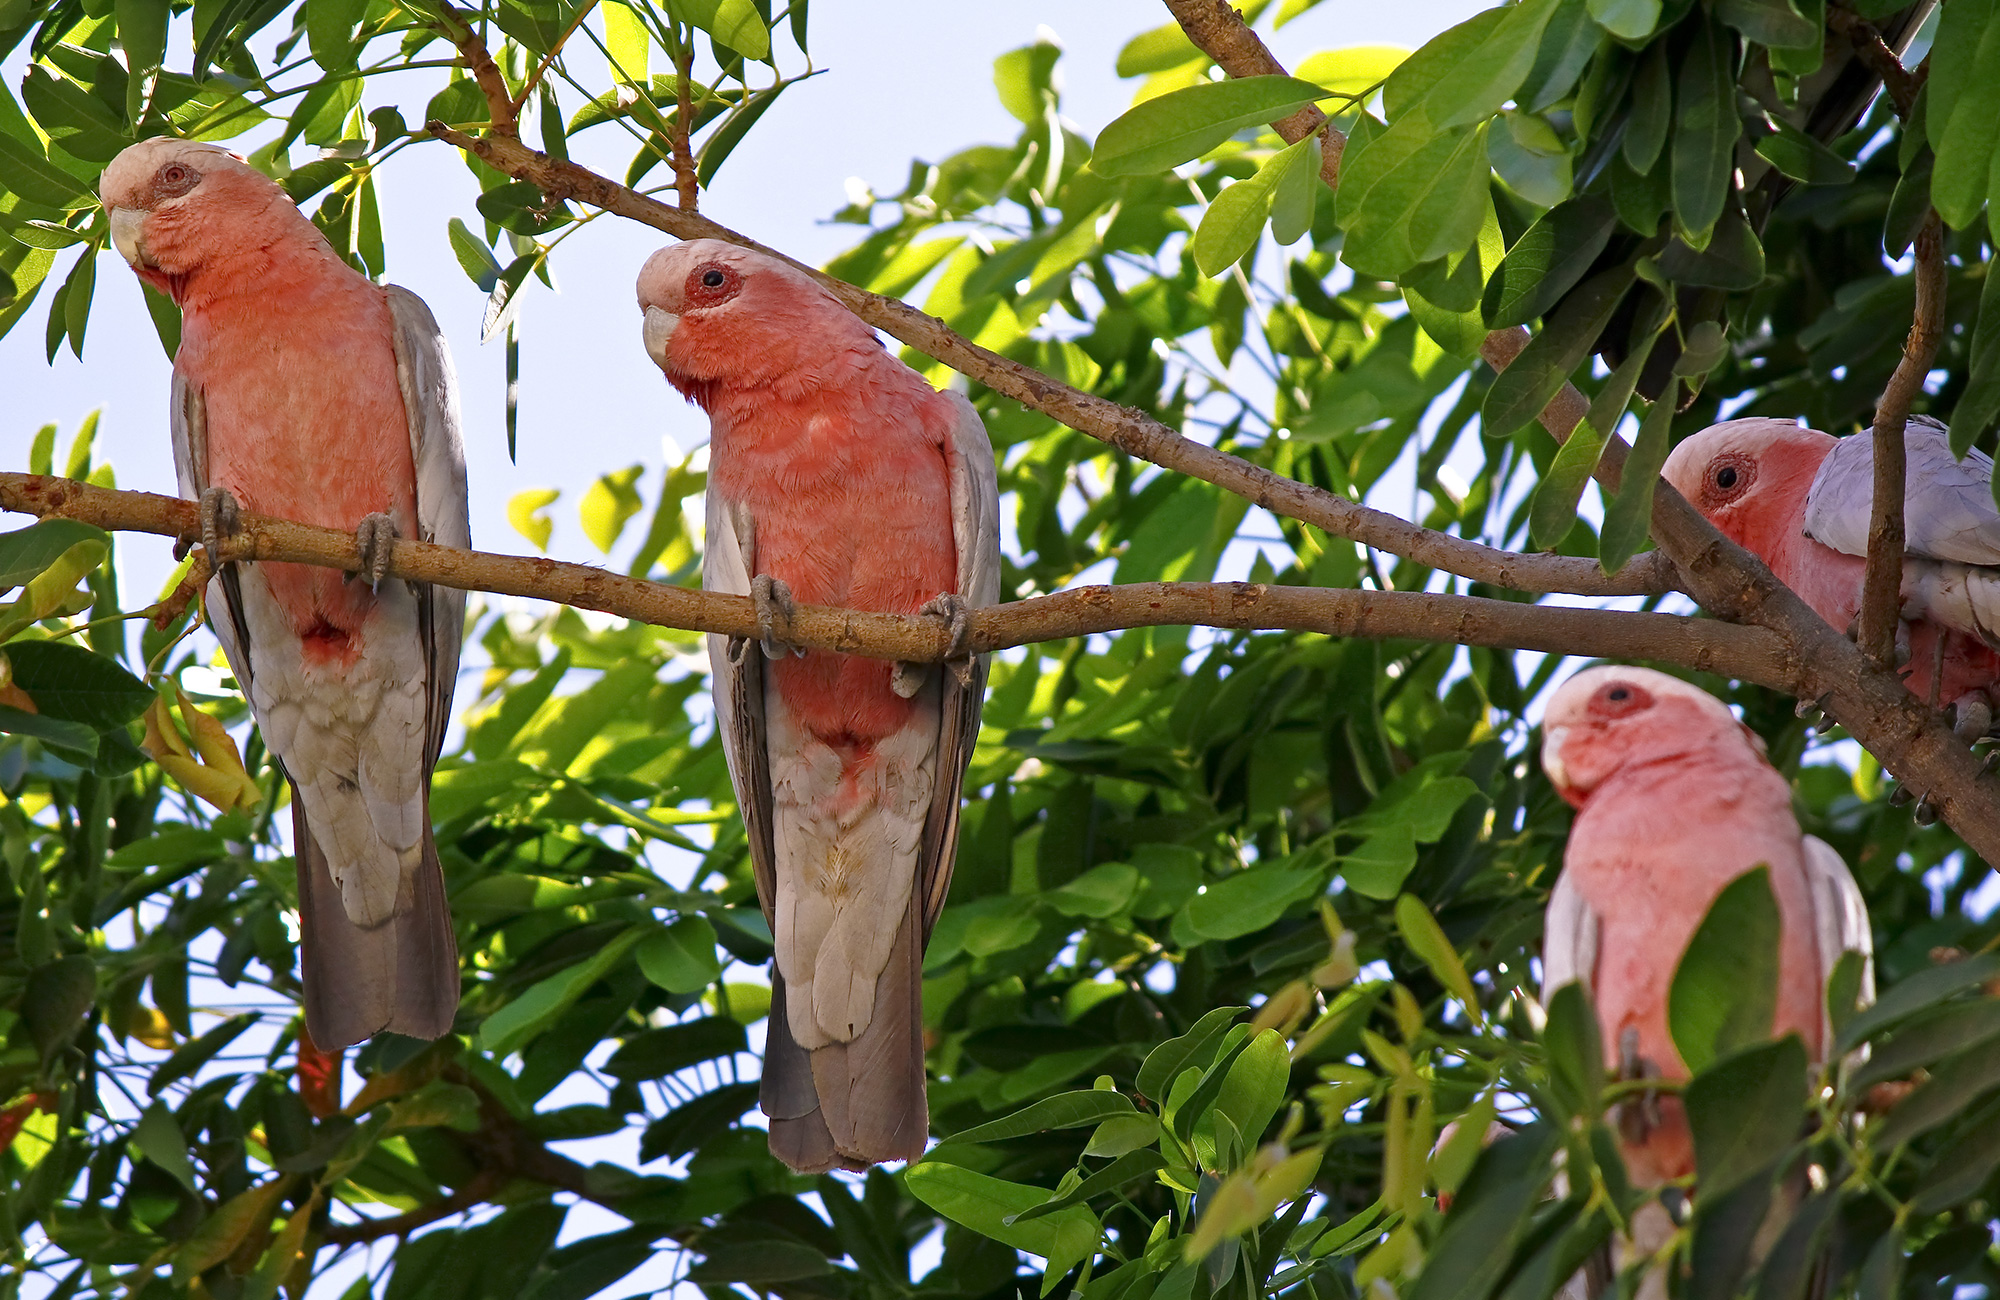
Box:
[1715,466,1739,489]
[701,268,726,288]
[154,162,201,198]
[1608,687,1629,701]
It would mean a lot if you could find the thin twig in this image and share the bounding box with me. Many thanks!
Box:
[429,4,518,137]
[1826,8,1922,116]
[0,474,1768,678]
[423,123,1668,599]
[320,1171,501,1246]
[1859,211,1946,668]
[672,29,697,212]
[514,0,601,112]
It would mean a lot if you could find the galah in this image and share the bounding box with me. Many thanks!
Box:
[636,239,999,1172]
[1540,666,1872,1293]
[101,139,467,1050]
[1661,416,2000,735]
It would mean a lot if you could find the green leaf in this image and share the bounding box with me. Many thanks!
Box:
[1092,76,1333,175]
[1293,46,1407,101]
[905,1163,1100,1286]
[1836,953,2000,1054]
[1754,118,1856,185]
[1179,862,1322,940]
[1540,982,1605,1119]
[1621,45,1670,174]
[634,916,722,993]
[1340,121,1489,276]
[1213,1028,1289,1144]
[1715,0,1817,48]
[134,1100,200,1194]
[305,0,366,71]
[1588,0,1660,39]
[1926,0,1993,162]
[604,1016,746,1081]
[1007,1150,1167,1223]
[601,0,650,82]
[946,1089,1137,1145]
[1670,22,1742,241]
[1657,204,1764,289]
[1668,867,1782,1075]
[1395,895,1481,1019]
[1872,1033,2000,1149]
[446,217,503,291]
[1382,8,1505,120]
[0,519,110,591]
[674,0,769,60]
[1685,1036,1808,1197]
[1482,260,1632,437]
[480,924,649,1054]
[4,640,151,729]
[1852,999,2000,1089]
[1952,232,2000,459]
[579,464,644,553]
[1597,379,1678,575]
[21,68,128,163]
[148,1012,255,1096]
[115,0,167,123]
[1116,23,1202,77]
[1415,0,1563,130]
[1405,198,1504,355]
[1137,1006,1248,1101]
[1529,329,1656,549]
[1481,195,1617,330]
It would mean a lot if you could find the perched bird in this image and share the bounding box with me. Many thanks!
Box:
[101,139,467,1050]
[1662,416,2000,736]
[636,239,999,1172]
[1541,666,1872,1294]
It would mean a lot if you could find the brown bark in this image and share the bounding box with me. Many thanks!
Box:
[0,473,1782,681]
[1858,212,1945,669]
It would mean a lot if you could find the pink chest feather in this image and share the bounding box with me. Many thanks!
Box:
[709,382,959,750]
[177,275,417,661]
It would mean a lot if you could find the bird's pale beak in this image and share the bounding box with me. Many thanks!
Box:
[108,207,152,269]
[1541,725,1571,791]
[642,305,679,370]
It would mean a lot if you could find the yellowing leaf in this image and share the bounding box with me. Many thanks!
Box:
[580,465,645,554]
[1293,46,1409,102]
[508,487,560,552]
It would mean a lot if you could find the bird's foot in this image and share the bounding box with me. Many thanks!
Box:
[349,512,397,593]
[913,592,977,692]
[1889,782,1916,808]
[199,487,243,568]
[1613,1027,1664,1148]
[1952,697,1994,746]
[752,574,801,660]
[1914,796,1941,828]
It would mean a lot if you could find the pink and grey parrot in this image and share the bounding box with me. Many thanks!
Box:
[1540,666,1872,1293]
[636,239,1000,1172]
[101,139,467,1050]
[1662,416,2000,735]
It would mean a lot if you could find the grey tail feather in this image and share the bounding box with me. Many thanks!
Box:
[807,887,927,1169]
[295,799,459,1051]
[761,891,927,1172]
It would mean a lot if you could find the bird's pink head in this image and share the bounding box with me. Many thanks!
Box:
[1660,418,1836,562]
[1540,666,1763,808]
[635,239,879,407]
[100,137,316,303]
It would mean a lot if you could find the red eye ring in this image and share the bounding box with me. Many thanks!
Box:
[685,261,741,307]
[154,162,201,199]
[1588,682,1653,719]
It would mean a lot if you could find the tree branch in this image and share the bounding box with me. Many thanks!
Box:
[320,1170,502,1246]
[1859,211,1946,669]
[423,123,1666,599]
[1159,0,1343,187]
[0,474,1774,680]
[428,4,518,137]
[1826,8,1923,115]
[1169,0,2000,864]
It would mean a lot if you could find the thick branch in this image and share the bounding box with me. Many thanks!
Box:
[424,124,1666,599]
[1159,0,1343,186]
[429,4,518,137]
[1859,212,1946,668]
[0,475,1768,679]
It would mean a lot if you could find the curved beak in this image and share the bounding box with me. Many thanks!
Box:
[642,305,679,371]
[108,206,152,269]
[1540,725,1571,793]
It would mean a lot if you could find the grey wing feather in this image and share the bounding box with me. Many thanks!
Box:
[386,286,470,764]
[169,373,254,686]
[917,394,1001,936]
[1541,869,1599,1006]
[1803,834,1874,1061]
[1804,417,2000,566]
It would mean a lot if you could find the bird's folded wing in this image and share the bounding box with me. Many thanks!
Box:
[917,395,1002,938]
[1805,416,2000,566]
[170,373,255,687]
[1803,834,1875,1056]
[703,492,778,921]
[387,286,471,764]
[1541,869,1599,1006]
